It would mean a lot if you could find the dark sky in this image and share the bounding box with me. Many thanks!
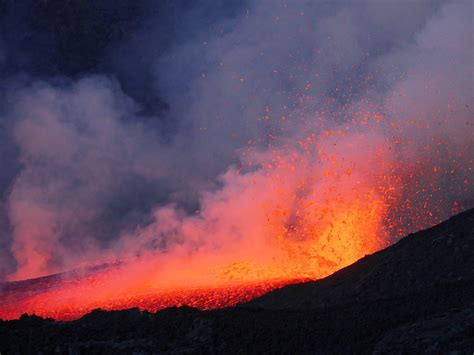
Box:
[0,0,472,280]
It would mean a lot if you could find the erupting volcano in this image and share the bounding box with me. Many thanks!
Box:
[0,1,472,336]
[1,111,470,321]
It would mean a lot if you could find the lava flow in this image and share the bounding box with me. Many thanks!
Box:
[0,269,305,321]
[0,110,471,321]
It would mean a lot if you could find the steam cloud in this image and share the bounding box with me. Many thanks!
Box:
[0,0,472,280]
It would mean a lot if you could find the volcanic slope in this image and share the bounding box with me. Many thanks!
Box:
[1,208,473,353]
[246,206,474,310]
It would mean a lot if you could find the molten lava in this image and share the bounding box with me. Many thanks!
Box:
[0,111,470,321]
[0,270,303,321]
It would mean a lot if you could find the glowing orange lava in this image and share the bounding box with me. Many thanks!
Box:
[0,272,304,321]
[0,111,470,321]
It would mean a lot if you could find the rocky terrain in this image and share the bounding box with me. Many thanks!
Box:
[0,208,473,353]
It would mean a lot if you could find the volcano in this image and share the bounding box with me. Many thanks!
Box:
[1,208,473,353]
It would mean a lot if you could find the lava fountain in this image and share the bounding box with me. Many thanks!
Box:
[0,111,471,320]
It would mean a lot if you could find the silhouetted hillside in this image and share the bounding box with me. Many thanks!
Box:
[1,208,473,353]
[247,207,474,310]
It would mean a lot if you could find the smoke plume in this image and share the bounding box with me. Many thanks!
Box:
[0,0,472,281]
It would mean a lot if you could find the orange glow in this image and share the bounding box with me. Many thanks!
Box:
[0,111,470,320]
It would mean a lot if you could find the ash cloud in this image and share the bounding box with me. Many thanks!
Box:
[0,0,472,280]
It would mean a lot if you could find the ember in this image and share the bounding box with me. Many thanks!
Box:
[0,1,471,323]
[1,112,469,321]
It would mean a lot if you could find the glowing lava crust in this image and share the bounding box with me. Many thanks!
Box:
[0,112,470,321]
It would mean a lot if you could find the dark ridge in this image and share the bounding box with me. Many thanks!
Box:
[0,208,473,353]
[245,207,474,310]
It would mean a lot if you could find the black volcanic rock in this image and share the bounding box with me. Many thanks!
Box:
[245,208,474,310]
[0,209,473,354]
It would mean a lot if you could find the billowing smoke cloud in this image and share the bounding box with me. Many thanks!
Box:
[379,1,473,220]
[7,77,168,279]
[0,0,472,281]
